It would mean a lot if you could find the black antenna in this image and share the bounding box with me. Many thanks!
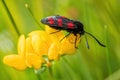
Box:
[85,32,106,47]
[85,34,90,49]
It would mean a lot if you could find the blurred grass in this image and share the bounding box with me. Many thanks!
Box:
[0,0,120,80]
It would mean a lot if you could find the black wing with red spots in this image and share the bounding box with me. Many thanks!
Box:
[41,15,76,30]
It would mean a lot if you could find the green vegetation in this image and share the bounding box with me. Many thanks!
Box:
[0,0,120,80]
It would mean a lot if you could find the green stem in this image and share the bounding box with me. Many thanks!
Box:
[48,66,54,80]
[25,4,44,30]
[104,25,112,76]
[1,0,20,36]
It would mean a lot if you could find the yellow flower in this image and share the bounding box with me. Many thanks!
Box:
[3,25,80,70]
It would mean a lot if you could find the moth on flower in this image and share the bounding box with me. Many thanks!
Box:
[3,25,80,70]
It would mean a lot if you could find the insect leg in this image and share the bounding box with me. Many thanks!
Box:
[75,35,78,48]
[60,33,71,42]
[50,30,61,34]
[74,34,81,48]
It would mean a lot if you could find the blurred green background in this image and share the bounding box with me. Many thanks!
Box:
[0,0,120,80]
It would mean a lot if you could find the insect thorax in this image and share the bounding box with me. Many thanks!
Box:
[73,21,84,35]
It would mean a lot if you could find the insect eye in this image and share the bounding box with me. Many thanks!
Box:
[46,19,49,22]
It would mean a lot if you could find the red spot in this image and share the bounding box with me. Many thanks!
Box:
[67,22,74,29]
[49,21,54,24]
[57,19,62,27]
[48,17,54,24]
[48,17,54,21]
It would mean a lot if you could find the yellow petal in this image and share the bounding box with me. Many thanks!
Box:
[25,37,34,67]
[3,55,27,70]
[31,35,48,56]
[28,31,47,38]
[48,43,59,60]
[45,25,65,41]
[29,31,52,56]
[18,35,26,57]
[25,53,43,69]
[26,37,34,53]
[25,36,44,69]
[45,25,58,34]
